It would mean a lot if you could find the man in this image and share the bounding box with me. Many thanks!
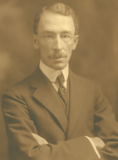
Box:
[2,3,118,160]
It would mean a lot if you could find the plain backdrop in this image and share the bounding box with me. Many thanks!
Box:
[0,0,118,159]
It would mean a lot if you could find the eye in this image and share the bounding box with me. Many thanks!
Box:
[61,34,71,41]
[44,35,53,38]
[62,35,69,38]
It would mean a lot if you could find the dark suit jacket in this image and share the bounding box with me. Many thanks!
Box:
[2,66,118,160]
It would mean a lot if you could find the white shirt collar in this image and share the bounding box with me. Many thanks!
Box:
[39,60,69,83]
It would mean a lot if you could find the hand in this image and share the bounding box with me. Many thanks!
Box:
[90,137,105,149]
[31,133,48,145]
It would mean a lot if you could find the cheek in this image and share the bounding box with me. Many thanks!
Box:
[65,43,74,53]
[39,43,52,53]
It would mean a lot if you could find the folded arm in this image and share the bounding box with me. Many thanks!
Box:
[32,133,105,158]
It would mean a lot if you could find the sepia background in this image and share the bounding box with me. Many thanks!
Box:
[0,0,118,159]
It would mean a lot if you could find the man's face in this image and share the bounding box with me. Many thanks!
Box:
[33,11,79,70]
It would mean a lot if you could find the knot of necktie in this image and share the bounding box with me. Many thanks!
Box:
[57,73,66,92]
[56,72,67,105]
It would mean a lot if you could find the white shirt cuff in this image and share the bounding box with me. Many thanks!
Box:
[85,136,100,158]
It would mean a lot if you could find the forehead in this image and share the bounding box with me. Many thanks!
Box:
[38,11,75,34]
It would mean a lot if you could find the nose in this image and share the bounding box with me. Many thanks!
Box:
[53,36,62,51]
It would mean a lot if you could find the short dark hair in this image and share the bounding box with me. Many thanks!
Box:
[34,2,79,35]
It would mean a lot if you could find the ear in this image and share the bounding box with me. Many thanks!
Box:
[33,34,39,49]
[72,35,79,50]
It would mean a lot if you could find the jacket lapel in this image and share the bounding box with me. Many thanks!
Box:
[67,71,86,138]
[30,66,68,134]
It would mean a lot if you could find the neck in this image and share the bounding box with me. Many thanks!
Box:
[39,60,69,83]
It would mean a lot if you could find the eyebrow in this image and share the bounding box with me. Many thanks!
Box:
[42,30,72,35]
[61,31,72,34]
[42,31,54,35]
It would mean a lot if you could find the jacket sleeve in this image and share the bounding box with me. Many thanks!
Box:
[2,88,100,160]
[94,84,118,160]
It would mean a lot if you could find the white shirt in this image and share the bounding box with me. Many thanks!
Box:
[39,60,100,158]
[40,60,68,91]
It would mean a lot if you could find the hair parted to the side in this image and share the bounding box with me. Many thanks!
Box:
[34,2,79,35]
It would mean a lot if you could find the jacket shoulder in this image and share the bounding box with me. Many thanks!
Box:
[70,71,98,89]
[3,73,33,98]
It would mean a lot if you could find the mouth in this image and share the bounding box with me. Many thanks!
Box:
[54,57,64,60]
[52,57,67,64]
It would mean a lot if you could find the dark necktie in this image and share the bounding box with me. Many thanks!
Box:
[57,73,67,106]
